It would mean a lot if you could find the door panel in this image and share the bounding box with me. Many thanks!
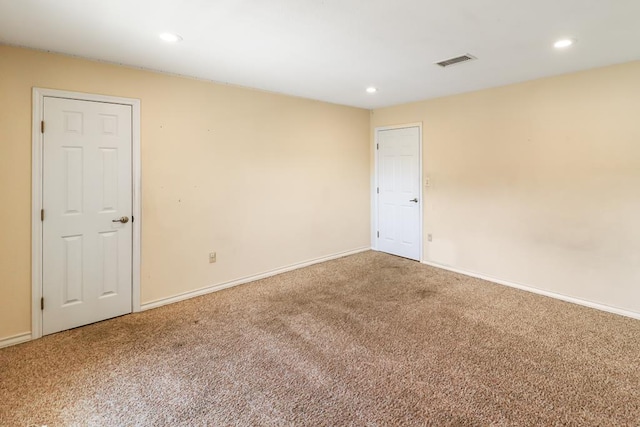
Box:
[377,127,421,260]
[99,231,119,297]
[62,234,83,305]
[43,97,132,335]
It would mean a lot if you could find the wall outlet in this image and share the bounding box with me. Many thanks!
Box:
[209,252,216,263]
[427,234,432,242]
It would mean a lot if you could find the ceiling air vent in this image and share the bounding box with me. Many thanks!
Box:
[435,54,477,68]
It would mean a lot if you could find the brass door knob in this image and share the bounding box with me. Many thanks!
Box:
[112,216,129,224]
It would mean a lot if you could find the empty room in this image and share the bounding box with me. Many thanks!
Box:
[1,0,639,425]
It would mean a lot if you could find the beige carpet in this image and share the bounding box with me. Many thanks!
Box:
[1,251,640,426]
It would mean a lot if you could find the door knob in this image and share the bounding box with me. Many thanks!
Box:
[112,216,129,224]
[409,198,418,203]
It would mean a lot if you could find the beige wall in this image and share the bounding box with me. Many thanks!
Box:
[2,44,638,342]
[372,61,640,315]
[0,45,371,340]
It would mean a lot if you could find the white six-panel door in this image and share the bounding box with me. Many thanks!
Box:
[42,97,133,335]
[377,126,421,261]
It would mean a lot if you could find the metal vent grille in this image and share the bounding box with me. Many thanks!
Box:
[435,54,477,68]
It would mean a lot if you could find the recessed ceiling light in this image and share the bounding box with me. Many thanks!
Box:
[554,39,574,49]
[159,33,183,43]
[366,87,377,94]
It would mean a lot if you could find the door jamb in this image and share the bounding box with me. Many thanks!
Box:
[31,87,142,339]
[372,123,423,261]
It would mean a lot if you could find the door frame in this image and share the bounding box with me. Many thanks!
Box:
[372,123,423,261]
[31,87,142,339]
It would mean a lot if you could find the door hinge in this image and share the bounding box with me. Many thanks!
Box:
[377,187,379,194]
[377,231,380,238]
[376,143,379,150]
[41,121,45,134]
[41,209,44,221]
[41,297,44,310]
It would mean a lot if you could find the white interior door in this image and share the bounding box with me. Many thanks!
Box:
[376,126,421,261]
[42,96,133,335]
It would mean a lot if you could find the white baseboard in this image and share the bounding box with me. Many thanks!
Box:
[421,260,640,321]
[0,332,32,349]
[141,247,371,311]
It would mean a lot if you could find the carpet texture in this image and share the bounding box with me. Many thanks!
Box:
[1,251,640,426]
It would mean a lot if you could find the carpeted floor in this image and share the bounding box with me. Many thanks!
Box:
[1,251,640,426]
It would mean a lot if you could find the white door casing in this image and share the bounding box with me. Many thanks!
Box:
[32,89,141,338]
[375,125,422,261]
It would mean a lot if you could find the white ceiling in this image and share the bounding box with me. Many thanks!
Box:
[1,0,639,109]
